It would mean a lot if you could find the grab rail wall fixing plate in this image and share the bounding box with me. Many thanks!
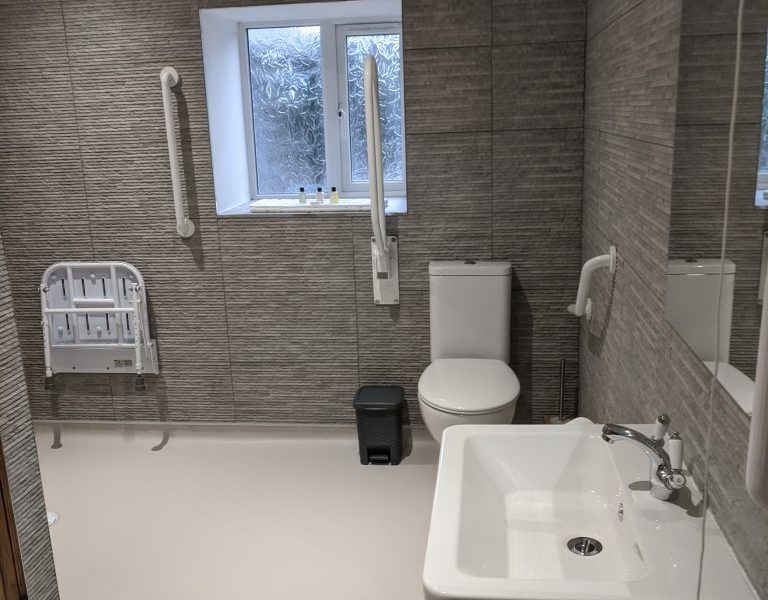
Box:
[567,246,617,321]
[364,54,400,305]
[160,66,195,238]
[40,262,159,379]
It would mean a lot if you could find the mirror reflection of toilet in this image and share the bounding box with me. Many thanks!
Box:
[666,258,754,415]
[418,261,520,442]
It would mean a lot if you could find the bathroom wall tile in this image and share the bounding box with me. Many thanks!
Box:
[219,218,359,423]
[676,33,766,126]
[0,0,68,70]
[355,289,431,426]
[0,69,81,151]
[510,287,580,366]
[511,359,578,424]
[404,46,492,134]
[403,0,491,50]
[60,49,234,420]
[0,231,59,600]
[492,42,584,131]
[670,124,761,248]
[585,0,682,146]
[492,128,583,291]
[585,0,643,40]
[681,0,768,36]
[492,0,586,45]
[371,132,494,291]
[597,132,673,301]
[60,0,203,66]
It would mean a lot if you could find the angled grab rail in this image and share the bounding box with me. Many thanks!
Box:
[160,67,195,238]
[567,246,616,320]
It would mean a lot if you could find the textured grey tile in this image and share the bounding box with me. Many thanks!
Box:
[510,359,578,424]
[404,46,492,134]
[0,0,68,70]
[61,0,202,66]
[492,128,583,290]
[676,33,767,126]
[585,0,643,40]
[510,287,580,366]
[492,0,586,45]
[583,128,601,233]
[670,124,761,248]
[585,0,682,145]
[219,218,359,423]
[0,68,81,151]
[355,289,431,426]
[681,0,768,36]
[597,132,673,300]
[61,49,233,420]
[373,132,494,290]
[492,41,584,130]
[0,231,59,599]
[403,0,491,49]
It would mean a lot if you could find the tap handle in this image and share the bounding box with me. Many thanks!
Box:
[652,413,670,443]
[669,431,683,471]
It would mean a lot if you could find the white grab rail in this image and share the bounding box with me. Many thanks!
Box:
[567,246,616,320]
[160,67,195,238]
[364,55,390,275]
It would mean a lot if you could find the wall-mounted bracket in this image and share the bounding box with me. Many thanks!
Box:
[567,245,617,321]
[40,262,158,380]
[371,236,399,305]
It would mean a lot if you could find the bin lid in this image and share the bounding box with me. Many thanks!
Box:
[354,385,405,409]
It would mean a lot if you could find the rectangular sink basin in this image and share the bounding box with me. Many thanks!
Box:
[423,420,757,600]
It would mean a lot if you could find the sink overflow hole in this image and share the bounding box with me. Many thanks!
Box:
[567,536,602,556]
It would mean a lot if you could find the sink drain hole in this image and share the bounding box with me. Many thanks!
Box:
[567,536,602,556]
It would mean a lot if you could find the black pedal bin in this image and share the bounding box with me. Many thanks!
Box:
[353,386,404,465]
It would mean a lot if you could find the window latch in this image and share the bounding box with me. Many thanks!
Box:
[337,103,345,118]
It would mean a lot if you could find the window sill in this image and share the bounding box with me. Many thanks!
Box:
[218,197,407,217]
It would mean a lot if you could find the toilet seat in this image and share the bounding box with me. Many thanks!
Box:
[418,358,520,415]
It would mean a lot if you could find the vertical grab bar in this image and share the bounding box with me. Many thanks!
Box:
[160,67,195,238]
[364,55,390,276]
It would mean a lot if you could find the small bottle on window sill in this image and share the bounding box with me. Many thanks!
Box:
[315,187,324,204]
[330,186,339,205]
[298,187,306,205]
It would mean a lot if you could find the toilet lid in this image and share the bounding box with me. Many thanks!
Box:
[418,359,520,415]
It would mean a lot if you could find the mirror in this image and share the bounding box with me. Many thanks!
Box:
[666,2,768,416]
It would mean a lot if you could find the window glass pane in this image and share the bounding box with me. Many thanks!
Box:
[756,32,768,206]
[345,33,403,184]
[247,26,327,195]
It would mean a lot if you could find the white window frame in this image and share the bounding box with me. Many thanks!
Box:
[238,19,405,203]
[336,22,406,197]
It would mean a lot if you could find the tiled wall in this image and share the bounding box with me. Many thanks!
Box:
[581,0,768,596]
[0,231,59,599]
[669,4,768,378]
[0,0,585,426]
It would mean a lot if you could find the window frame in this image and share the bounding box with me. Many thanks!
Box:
[238,19,405,203]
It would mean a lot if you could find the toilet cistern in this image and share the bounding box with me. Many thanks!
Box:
[418,261,520,442]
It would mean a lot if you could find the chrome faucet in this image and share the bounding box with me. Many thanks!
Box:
[602,420,686,501]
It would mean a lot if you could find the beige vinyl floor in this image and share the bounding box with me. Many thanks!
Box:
[34,422,440,600]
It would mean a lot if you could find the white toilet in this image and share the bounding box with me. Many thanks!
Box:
[418,261,520,442]
[666,258,754,415]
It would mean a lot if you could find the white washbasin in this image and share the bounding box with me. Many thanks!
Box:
[423,419,757,600]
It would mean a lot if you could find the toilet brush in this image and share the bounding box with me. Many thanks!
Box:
[544,358,572,425]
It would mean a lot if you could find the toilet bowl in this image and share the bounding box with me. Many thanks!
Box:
[418,358,520,441]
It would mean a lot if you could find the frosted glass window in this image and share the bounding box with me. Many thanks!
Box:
[247,26,327,196]
[345,33,403,183]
